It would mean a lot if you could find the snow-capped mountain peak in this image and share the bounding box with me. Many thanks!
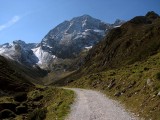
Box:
[0,40,37,63]
[0,40,56,69]
[41,14,115,59]
[0,15,125,69]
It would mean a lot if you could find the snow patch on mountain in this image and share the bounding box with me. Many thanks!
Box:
[85,46,92,50]
[0,43,16,60]
[32,46,56,68]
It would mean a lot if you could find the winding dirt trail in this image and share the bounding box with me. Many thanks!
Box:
[66,88,138,120]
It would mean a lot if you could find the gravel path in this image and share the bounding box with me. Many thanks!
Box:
[65,88,138,120]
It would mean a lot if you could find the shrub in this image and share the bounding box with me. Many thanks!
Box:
[28,108,47,120]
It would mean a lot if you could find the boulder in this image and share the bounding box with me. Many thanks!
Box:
[108,79,116,89]
[146,78,153,86]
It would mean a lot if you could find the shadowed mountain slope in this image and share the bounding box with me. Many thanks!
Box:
[0,55,47,93]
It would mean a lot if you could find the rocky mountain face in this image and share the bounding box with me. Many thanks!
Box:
[112,19,126,27]
[0,40,55,69]
[40,15,123,59]
[0,40,38,66]
[0,15,124,69]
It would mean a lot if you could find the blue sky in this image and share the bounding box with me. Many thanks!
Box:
[0,0,160,44]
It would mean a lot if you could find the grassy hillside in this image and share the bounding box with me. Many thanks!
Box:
[54,12,160,120]
[0,55,48,90]
[42,48,89,85]
[26,87,74,120]
[80,11,160,73]
[0,86,74,120]
[66,51,160,119]
[0,55,34,93]
[0,56,74,120]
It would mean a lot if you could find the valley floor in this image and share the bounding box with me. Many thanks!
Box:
[65,88,138,120]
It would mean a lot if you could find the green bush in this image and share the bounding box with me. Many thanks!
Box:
[28,108,47,120]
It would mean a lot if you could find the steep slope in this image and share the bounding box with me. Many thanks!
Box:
[0,55,34,93]
[40,15,121,59]
[31,46,56,69]
[81,11,160,73]
[0,54,47,92]
[55,11,160,88]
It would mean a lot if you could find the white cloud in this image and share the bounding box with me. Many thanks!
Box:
[0,16,21,31]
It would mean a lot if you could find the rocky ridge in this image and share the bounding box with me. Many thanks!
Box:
[0,15,124,69]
